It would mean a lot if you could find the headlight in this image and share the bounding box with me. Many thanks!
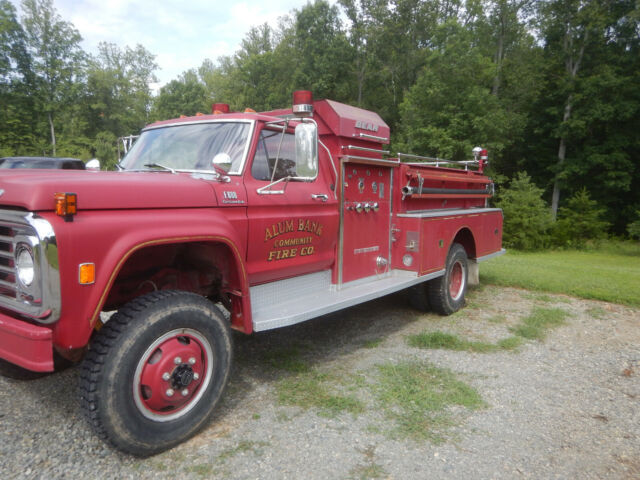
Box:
[16,245,35,287]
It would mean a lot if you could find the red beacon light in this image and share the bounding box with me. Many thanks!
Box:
[292,90,313,117]
[473,146,489,173]
[212,103,230,115]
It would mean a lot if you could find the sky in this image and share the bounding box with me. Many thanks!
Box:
[10,0,325,90]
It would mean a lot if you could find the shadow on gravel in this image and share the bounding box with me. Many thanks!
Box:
[220,291,421,408]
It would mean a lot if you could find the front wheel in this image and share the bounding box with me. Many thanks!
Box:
[79,290,232,456]
[428,243,469,315]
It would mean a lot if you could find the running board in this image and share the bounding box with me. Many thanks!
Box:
[250,269,444,332]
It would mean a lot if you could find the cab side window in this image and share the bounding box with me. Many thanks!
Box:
[251,129,297,181]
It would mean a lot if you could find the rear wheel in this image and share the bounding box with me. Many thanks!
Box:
[407,283,430,311]
[79,290,232,456]
[428,243,468,315]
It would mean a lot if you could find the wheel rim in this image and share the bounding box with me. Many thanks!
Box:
[449,261,466,301]
[133,328,214,422]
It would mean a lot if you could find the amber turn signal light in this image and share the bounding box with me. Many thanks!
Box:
[55,192,77,217]
[79,263,95,285]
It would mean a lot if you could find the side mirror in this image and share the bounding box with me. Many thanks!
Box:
[86,159,101,171]
[295,122,318,179]
[212,153,232,172]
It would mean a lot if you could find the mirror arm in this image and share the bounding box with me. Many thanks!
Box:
[269,120,289,184]
[257,176,291,195]
[318,137,337,199]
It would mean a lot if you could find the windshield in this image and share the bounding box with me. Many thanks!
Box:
[121,121,251,174]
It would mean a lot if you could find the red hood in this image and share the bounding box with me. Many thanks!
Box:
[0,170,220,211]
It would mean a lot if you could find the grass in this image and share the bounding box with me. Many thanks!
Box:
[276,370,365,417]
[349,463,387,480]
[480,243,640,307]
[510,307,570,340]
[264,346,365,417]
[267,346,484,441]
[262,346,310,373]
[184,464,214,477]
[217,440,270,463]
[362,338,383,349]
[374,360,485,443]
[522,292,571,304]
[407,330,521,353]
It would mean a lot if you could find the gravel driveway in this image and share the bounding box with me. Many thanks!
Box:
[1,285,638,479]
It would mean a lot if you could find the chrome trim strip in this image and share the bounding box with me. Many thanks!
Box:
[388,167,393,272]
[0,210,61,323]
[342,145,391,155]
[356,133,389,143]
[397,208,502,218]
[398,152,479,169]
[476,249,506,262]
[341,155,400,165]
[338,161,346,286]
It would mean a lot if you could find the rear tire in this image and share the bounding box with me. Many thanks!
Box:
[79,290,232,456]
[408,283,430,311]
[428,243,468,315]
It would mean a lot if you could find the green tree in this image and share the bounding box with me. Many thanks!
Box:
[494,172,553,250]
[628,212,640,240]
[552,188,609,247]
[291,0,354,100]
[527,0,640,232]
[0,0,34,155]
[397,20,516,160]
[21,0,86,155]
[151,69,208,120]
[86,42,157,137]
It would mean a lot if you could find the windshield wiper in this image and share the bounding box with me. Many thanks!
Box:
[143,163,176,173]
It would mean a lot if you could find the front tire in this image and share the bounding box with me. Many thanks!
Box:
[428,243,468,315]
[79,290,232,456]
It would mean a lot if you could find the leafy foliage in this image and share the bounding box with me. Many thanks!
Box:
[495,172,553,250]
[0,0,638,241]
[628,212,640,240]
[551,188,609,247]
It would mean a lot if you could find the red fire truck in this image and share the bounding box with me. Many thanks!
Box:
[0,91,503,455]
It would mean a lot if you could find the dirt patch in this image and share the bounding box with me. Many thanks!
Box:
[0,286,638,479]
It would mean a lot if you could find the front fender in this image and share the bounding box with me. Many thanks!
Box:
[46,207,248,349]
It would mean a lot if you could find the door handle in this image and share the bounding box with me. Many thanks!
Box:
[311,194,328,202]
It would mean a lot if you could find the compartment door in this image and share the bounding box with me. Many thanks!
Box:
[340,163,392,284]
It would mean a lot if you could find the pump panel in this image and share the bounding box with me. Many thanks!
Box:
[340,164,392,284]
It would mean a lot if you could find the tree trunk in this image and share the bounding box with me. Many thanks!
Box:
[551,26,587,220]
[357,60,365,106]
[48,112,56,156]
[492,16,505,96]
[551,98,572,220]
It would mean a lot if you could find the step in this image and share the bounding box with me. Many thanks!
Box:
[250,268,444,332]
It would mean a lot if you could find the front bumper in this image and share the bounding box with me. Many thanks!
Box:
[0,311,53,372]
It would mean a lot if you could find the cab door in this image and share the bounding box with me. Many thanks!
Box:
[244,125,338,285]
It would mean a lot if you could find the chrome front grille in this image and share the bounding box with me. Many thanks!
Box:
[0,210,60,323]
[0,222,21,300]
